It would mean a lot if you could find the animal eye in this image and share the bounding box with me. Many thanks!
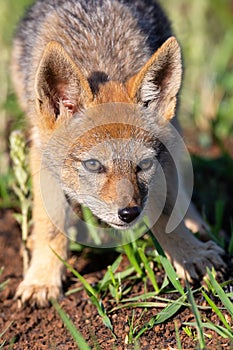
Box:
[82,159,104,173]
[138,158,154,171]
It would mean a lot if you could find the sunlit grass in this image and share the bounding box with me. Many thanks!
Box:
[51,236,233,348]
[0,0,33,201]
[163,0,233,142]
[1,1,233,348]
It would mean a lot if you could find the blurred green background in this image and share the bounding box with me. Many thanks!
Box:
[0,0,233,233]
[163,0,233,141]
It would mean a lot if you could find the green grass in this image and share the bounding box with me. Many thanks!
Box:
[163,0,233,142]
[52,299,92,350]
[49,222,233,348]
[0,0,33,208]
[9,130,31,274]
[50,237,233,348]
[1,0,233,349]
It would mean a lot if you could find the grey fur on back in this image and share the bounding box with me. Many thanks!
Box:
[14,0,172,101]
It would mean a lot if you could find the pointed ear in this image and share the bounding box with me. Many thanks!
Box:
[126,37,182,121]
[35,41,93,121]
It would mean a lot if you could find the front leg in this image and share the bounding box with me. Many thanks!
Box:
[16,146,68,307]
[16,224,68,307]
[151,214,225,282]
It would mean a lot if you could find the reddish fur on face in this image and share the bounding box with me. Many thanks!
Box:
[66,122,154,153]
[62,122,153,209]
[99,170,141,208]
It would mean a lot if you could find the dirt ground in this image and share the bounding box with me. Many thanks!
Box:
[0,209,233,350]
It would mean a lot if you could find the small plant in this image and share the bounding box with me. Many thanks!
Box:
[125,310,145,346]
[9,130,31,275]
[134,295,186,340]
[183,325,197,340]
[107,265,123,303]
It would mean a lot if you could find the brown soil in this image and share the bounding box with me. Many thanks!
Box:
[0,209,233,350]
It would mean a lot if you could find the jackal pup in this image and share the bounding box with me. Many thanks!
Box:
[12,0,225,307]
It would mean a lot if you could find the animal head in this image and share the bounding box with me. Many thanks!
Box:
[36,37,182,228]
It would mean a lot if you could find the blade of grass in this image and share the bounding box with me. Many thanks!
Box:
[119,292,191,307]
[0,279,9,292]
[52,298,91,349]
[186,280,206,349]
[135,295,186,340]
[202,290,232,332]
[184,321,233,340]
[81,206,101,245]
[65,286,83,296]
[127,310,135,344]
[175,321,182,350]
[219,279,233,289]
[123,243,143,277]
[51,248,113,331]
[138,247,160,293]
[111,301,168,311]
[147,229,185,295]
[98,255,122,290]
[127,309,147,345]
[0,341,6,349]
[0,321,13,340]
[115,266,135,280]
[52,248,97,296]
[108,265,123,303]
[207,267,233,318]
[160,275,169,291]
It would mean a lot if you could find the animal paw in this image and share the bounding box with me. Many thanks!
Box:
[173,240,226,282]
[15,281,62,308]
[15,264,63,308]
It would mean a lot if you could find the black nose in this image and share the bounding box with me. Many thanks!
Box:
[118,206,141,224]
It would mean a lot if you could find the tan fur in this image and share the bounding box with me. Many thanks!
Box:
[94,81,131,104]
[12,0,225,307]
